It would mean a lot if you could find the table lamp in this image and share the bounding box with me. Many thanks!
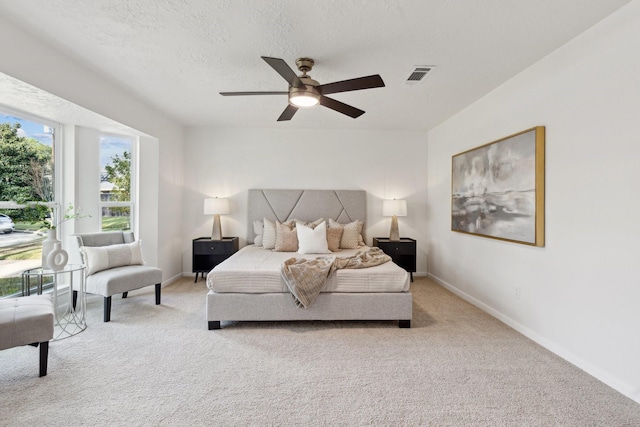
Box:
[382,199,407,241]
[204,197,229,240]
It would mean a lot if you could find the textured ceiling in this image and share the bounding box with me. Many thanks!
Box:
[0,0,632,131]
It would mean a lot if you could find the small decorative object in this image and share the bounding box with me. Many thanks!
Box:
[41,229,61,270]
[383,199,407,241]
[46,242,69,271]
[204,197,230,240]
[451,126,545,246]
[40,204,90,269]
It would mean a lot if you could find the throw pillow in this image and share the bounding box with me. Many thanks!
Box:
[328,219,364,249]
[297,221,330,254]
[262,218,277,249]
[82,240,145,276]
[295,218,324,229]
[253,219,264,246]
[326,227,343,252]
[275,220,298,252]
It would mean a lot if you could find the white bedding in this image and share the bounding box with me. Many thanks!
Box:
[207,245,410,294]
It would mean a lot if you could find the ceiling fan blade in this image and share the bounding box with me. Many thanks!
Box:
[277,104,298,121]
[220,91,288,96]
[261,56,305,89]
[319,96,365,118]
[319,75,385,95]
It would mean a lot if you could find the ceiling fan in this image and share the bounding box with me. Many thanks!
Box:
[220,56,385,121]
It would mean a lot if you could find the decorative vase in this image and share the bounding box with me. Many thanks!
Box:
[47,242,69,271]
[41,229,61,270]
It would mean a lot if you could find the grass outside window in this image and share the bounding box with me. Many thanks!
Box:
[102,216,130,231]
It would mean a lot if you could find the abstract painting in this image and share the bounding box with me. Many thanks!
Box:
[451,126,545,246]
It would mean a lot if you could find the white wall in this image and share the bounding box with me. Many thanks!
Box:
[182,127,428,274]
[0,15,184,282]
[73,126,101,232]
[427,1,640,403]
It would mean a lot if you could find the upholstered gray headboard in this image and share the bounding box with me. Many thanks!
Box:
[247,189,366,242]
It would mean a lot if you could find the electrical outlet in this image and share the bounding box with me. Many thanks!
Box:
[514,286,521,299]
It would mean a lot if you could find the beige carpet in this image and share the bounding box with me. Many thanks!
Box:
[1,277,639,426]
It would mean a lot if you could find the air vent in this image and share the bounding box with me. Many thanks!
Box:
[405,66,435,84]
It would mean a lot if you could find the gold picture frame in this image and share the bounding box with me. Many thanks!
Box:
[451,126,545,246]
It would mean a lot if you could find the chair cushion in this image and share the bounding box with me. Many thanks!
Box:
[85,265,163,297]
[0,294,54,350]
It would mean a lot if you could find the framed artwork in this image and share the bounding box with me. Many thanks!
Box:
[451,126,545,246]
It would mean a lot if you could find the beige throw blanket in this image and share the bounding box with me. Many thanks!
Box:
[280,247,391,308]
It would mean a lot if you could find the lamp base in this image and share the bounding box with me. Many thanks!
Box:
[389,215,400,241]
[211,214,223,240]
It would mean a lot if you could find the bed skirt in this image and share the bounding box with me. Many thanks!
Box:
[206,291,413,329]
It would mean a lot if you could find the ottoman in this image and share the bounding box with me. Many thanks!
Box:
[0,294,55,377]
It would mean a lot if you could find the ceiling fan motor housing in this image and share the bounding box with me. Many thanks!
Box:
[289,75,321,107]
[295,57,315,73]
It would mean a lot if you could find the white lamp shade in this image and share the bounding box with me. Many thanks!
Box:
[382,199,407,217]
[204,198,229,215]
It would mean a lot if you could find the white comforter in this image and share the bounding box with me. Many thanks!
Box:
[207,245,410,294]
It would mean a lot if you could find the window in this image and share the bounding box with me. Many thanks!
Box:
[0,109,59,298]
[99,134,134,231]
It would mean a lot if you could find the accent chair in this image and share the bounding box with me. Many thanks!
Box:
[73,231,162,322]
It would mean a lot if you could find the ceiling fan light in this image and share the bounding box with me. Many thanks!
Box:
[289,86,320,107]
[290,94,319,107]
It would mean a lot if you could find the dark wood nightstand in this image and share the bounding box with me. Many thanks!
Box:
[372,237,416,282]
[192,237,239,282]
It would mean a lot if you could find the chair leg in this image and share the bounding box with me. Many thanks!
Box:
[39,341,49,377]
[208,321,221,330]
[104,296,112,322]
[72,290,78,310]
[122,292,128,299]
[155,284,161,305]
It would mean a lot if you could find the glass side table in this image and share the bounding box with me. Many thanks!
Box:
[21,264,87,340]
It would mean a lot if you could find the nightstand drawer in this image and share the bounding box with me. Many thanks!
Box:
[193,241,234,255]
[379,243,414,256]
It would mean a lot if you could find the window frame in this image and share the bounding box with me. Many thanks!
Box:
[0,105,62,223]
[98,133,137,233]
[0,105,62,298]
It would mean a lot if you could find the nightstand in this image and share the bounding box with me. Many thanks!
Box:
[192,237,239,282]
[372,237,416,282]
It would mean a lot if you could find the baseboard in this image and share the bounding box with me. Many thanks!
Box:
[162,273,182,287]
[428,273,640,404]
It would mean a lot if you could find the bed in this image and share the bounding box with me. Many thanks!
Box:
[205,189,413,329]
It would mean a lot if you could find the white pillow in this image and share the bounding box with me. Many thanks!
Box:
[82,240,145,276]
[297,221,330,254]
[253,220,264,246]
